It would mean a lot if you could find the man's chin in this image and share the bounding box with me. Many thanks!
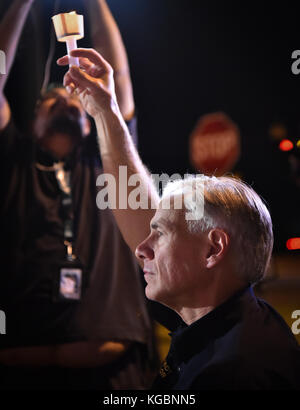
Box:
[145,285,164,303]
[38,134,78,160]
[145,284,155,301]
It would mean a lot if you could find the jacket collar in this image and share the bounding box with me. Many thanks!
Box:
[168,286,256,365]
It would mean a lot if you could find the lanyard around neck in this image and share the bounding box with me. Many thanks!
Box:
[35,161,76,261]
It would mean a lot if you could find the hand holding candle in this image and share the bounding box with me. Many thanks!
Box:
[52,11,84,67]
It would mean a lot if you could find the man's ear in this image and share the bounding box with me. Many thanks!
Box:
[205,229,230,269]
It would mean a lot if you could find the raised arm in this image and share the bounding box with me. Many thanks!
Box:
[58,49,159,255]
[85,0,135,121]
[0,0,35,131]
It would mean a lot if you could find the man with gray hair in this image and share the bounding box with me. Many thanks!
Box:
[59,47,300,390]
[160,175,274,284]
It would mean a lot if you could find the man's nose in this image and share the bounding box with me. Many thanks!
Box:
[135,238,154,261]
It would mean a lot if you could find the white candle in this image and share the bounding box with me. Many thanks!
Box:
[52,11,84,67]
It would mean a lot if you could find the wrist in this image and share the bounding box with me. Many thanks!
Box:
[94,98,123,125]
[94,101,129,153]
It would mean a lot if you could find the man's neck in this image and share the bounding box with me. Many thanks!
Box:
[174,278,247,325]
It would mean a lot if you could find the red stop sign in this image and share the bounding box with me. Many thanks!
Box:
[189,112,240,176]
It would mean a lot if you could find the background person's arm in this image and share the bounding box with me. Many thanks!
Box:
[86,0,135,121]
[0,0,35,131]
[0,340,131,367]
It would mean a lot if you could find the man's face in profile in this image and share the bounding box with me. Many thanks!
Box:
[136,200,211,310]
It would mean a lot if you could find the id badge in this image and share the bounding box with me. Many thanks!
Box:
[53,258,85,303]
[59,267,82,301]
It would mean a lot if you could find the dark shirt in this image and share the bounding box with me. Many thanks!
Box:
[152,286,300,390]
[0,117,154,388]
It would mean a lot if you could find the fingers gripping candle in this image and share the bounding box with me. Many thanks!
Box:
[52,11,84,67]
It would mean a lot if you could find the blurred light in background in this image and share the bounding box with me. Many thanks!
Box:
[269,123,288,140]
[279,139,294,152]
[286,237,300,250]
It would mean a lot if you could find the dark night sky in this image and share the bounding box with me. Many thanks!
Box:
[2,0,300,252]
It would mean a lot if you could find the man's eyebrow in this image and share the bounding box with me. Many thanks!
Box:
[150,219,169,230]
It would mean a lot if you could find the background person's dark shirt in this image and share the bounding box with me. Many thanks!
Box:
[152,286,300,390]
[0,117,154,388]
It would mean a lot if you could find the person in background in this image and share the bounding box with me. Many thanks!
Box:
[0,0,157,390]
